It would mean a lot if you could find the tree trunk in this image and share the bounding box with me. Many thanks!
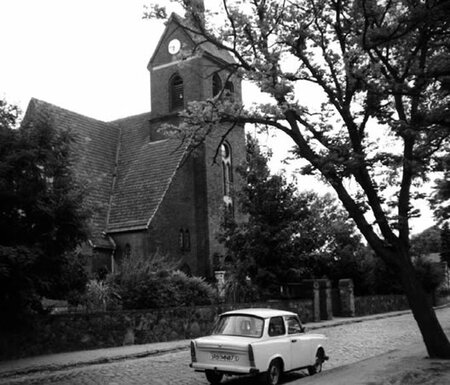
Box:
[396,250,450,358]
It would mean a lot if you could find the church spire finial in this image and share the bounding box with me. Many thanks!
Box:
[185,0,205,28]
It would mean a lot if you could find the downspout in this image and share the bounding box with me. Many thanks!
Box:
[105,124,122,271]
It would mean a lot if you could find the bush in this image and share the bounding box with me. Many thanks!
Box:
[109,252,217,309]
[83,279,121,312]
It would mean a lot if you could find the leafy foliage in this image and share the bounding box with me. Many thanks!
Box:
[440,222,450,266]
[110,251,217,309]
[411,226,442,257]
[147,0,450,357]
[221,135,368,297]
[0,99,90,329]
[431,154,450,224]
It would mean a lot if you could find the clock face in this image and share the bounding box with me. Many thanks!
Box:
[168,39,181,55]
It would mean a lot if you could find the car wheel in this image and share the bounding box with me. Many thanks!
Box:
[308,349,324,376]
[263,359,282,385]
[205,370,223,384]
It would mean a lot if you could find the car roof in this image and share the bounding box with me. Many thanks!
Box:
[220,308,297,319]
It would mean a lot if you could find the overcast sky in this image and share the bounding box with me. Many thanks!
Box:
[0,0,164,121]
[0,0,435,233]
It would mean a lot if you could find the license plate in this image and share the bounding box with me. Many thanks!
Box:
[210,353,240,362]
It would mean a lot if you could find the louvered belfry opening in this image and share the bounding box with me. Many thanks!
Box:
[170,74,184,110]
[212,73,222,97]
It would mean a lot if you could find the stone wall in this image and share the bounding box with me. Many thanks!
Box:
[354,294,409,316]
[0,299,313,361]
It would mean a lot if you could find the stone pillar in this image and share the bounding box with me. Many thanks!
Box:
[317,278,333,320]
[339,279,355,317]
[302,279,321,322]
[215,270,226,300]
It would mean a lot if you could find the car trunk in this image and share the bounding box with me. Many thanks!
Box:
[194,335,254,368]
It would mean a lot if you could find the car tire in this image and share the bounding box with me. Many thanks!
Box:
[308,349,324,376]
[263,359,282,385]
[205,370,223,384]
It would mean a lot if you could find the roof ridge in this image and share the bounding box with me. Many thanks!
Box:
[29,98,113,126]
[108,111,152,124]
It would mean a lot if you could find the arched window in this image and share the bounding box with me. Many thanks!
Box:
[170,74,184,111]
[212,73,222,97]
[184,229,191,251]
[221,142,233,198]
[179,228,191,251]
[178,228,184,250]
[225,81,234,94]
[124,243,131,259]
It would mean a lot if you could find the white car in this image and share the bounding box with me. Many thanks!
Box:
[190,308,328,385]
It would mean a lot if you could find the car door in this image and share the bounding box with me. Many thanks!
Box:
[263,316,291,368]
[285,315,310,369]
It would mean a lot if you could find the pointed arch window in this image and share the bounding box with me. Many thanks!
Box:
[212,73,222,97]
[178,229,184,249]
[179,228,191,251]
[221,142,233,198]
[225,81,234,94]
[124,243,131,259]
[170,74,184,111]
[184,229,191,251]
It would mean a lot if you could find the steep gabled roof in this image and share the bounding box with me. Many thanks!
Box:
[107,113,187,232]
[23,99,120,248]
[23,99,188,247]
[148,12,235,68]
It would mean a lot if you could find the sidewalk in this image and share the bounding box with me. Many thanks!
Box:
[0,309,414,379]
[293,340,450,385]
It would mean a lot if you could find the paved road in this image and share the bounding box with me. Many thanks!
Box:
[3,307,450,385]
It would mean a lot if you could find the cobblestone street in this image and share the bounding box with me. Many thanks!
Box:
[3,307,450,385]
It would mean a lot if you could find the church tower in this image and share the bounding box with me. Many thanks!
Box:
[146,4,246,277]
[147,6,242,117]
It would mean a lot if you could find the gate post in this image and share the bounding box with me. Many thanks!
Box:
[339,279,355,317]
[317,278,333,320]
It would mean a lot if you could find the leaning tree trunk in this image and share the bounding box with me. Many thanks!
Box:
[396,249,450,358]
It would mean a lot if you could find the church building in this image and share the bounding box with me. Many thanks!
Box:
[23,5,246,278]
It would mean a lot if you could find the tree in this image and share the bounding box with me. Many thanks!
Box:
[148,0,450,357]
[0,99,90,328]
[441,222,450,266]
[431,153,450,224]
[220,134,304,298]
[292,190,368,283]
[411,226,441,258]
[221,135,368,297]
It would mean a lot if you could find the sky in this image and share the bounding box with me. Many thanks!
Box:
[0,0,436,233]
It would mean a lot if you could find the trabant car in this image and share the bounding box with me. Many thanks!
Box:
[190,308,328,385]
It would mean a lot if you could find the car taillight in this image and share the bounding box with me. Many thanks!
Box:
[190,341,197,363]
[248,344,255,367]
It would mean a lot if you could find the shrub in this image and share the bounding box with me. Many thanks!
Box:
[83,279,120,312]
[109,252,217,309]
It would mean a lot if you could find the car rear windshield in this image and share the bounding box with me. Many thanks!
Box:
[212,315,264,338]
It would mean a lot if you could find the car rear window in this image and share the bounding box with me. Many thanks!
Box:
[213,315,264,338]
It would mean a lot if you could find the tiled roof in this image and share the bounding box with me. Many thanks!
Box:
[23,99,119,249]
[23,100,187,245]
[107,113,187,232]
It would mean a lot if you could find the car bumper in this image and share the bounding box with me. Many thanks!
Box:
[190,362,260,374]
